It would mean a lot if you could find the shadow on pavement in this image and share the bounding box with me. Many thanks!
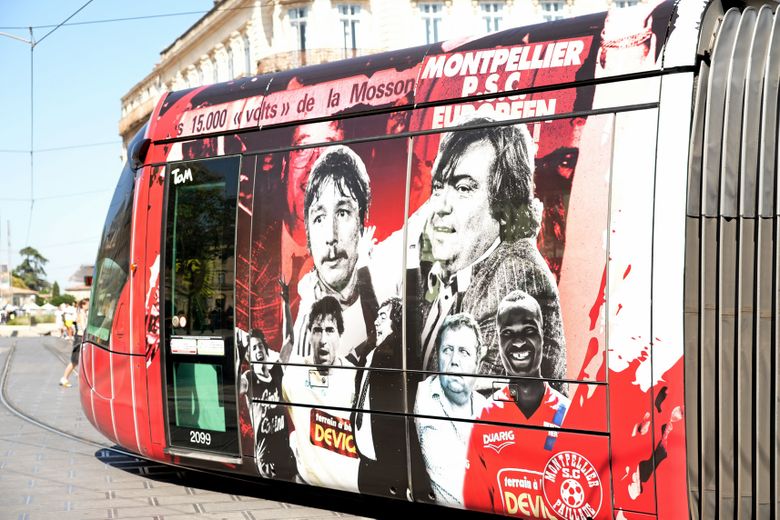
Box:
[95,447,492,519]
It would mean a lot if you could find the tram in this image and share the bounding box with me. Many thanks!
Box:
[79,0,780,517]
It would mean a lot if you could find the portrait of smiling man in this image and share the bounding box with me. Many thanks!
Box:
[411,116,566,393]
[462,290,570,514]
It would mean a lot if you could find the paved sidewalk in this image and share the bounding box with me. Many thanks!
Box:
[0,337,487,520]
[0,323,59,338]
[0,337,377,520]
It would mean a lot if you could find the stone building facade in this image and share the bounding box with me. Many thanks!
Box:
[119,0,639,150]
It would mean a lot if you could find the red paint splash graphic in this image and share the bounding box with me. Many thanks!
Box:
[577,264,608,382]
[589,265,607,330]
[610,350,656,510]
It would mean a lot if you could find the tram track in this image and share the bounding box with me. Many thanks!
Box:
[0,338,485,519]
[0,339,256,483]
[0,338,219,474]
[42,338,71,366]
[0,339,365,504]
[0,339,123,453]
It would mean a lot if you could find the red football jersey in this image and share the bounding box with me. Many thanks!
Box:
[463,383,569,518]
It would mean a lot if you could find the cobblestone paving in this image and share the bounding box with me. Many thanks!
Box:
[0,337,376,520]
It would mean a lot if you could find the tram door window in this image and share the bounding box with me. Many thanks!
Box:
[163,155,241,456]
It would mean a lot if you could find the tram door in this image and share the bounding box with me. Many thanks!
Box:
[163,156,241,458]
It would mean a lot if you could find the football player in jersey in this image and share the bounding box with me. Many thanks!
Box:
[281,296,360,492]
[463,290,569,516]
[245,329,295,480]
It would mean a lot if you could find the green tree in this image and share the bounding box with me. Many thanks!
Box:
[52,281,61,299]
[12,246,50,292]
[50,294,76,306]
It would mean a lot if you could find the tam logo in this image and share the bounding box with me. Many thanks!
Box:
[172,168,194,185]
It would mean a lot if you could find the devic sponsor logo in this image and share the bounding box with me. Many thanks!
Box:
[483,430,516,454]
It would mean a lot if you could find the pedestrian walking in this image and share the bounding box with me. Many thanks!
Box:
[59,298,89,388]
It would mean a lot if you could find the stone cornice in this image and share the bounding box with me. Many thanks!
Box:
[121,0,253,104]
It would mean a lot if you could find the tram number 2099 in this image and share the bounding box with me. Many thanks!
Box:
[190,430,212,446]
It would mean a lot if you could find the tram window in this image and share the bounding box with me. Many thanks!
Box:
[166,157,239,336]
[86,162,135,346]
[87,258,126,342]
[172,362,226,432]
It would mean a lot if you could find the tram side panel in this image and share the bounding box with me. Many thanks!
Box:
[108,163,156,457]
[235,54,625,520]
[79,156,153,455]
[232,87,620,516]
[648,72,695,520]
[138,162,171,462]
[606,107,659,515]
[123,161,158,460]
[152,22,665,520]
[244,124,413,493]
[79,160,166,461]
[395,13,660,515]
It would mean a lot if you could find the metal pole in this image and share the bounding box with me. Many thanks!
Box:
[7,221,12,305]
[26,27,34,246]
[0,213,3,304]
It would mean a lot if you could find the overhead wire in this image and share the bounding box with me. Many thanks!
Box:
[35,189,112,201]
[0,140,121,154]
[0,3,265,31]
[2,1,273,252]
[8,0,99,246]
[34,0,96,47]
[39,237,100,248]
[0,189,113,203]
[35,140,121,153]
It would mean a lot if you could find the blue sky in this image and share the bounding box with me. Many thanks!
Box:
[0,0,213,289]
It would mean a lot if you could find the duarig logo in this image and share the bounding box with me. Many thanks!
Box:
[172,167,194,185]
[543,451,602,520]
[483,429,516,454]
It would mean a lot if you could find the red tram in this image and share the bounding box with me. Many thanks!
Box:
[79,0,780,517]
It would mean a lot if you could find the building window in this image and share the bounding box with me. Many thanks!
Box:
[540,0,565,21]
[243,34,252,75]
[338,4,361,53]
[419,2,443,44]
[614,0,639,7]
[227,45,234,79]
[289,7,308,51]
[480,2,504,33]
